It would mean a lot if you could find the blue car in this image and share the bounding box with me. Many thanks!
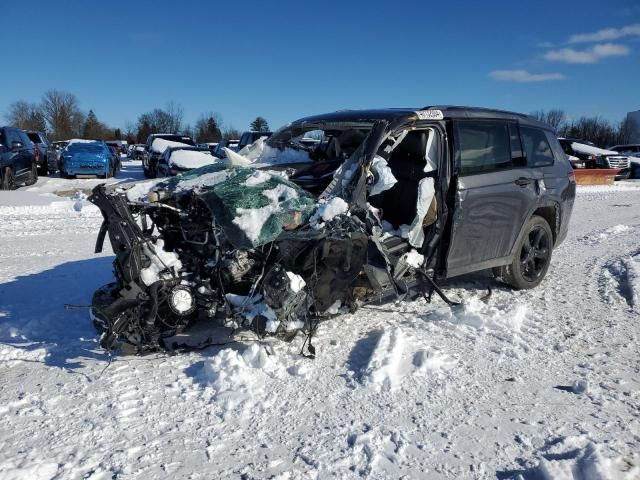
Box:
[60,141,117,178]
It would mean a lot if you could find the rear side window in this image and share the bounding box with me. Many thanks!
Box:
[27,132,41,143]
[521,127,554,167]
[456,121,511,175]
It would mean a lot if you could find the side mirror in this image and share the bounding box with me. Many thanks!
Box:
[11,141,23,150]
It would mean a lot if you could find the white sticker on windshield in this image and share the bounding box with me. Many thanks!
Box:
[415,109,444,121]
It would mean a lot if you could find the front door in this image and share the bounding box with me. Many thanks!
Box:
[445,120,541,277]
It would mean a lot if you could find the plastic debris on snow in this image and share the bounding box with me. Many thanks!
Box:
[169,150,218,169]
[139,239,183,286]
[233,184,301,243]
[310,197,349,228]
[370,155,397,196]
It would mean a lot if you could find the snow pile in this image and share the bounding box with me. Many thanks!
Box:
[524,436,639,480]
[0,344,49,365]
[243,170,272,186]
[0,460,59,480]
[225,294,279,332]
[150,138,191,153]
[139,239,182,286]
[361,328,406,391]
[370,155,397,196]
[233,184,300,243]
[224,136,311,167]
[310,197,349,227]
[403,249,424,269]
[123,179,166,201]
[435,296,528,334]
[172,169,232,192]
[602,224,630,236]
[196,344,285,411]
[570,142,622,157]
[286,271,306,293]
[169,150,218,169]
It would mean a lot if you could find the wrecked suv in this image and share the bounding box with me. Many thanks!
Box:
[89,106,575,353]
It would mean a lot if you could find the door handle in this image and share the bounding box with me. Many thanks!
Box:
[515,177,532,187]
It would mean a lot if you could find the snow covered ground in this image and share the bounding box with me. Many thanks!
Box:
[1,170,639,479]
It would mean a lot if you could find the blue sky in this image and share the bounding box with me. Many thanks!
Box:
[1,0,638,132]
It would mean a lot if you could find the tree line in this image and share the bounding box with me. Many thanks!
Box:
[530,109,636,148]
[4,89,270,144]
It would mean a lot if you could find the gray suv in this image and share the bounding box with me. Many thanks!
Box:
[89,106,576,353]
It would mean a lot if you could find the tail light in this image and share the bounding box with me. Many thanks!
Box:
[568,170,576,183]
[34,146,39,162]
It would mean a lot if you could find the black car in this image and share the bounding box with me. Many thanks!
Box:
[89,106,575,354]
[26,131,54,175]
[559,137,630,179]
[143,134,196,178]
[236,130,273,151]
[0,127,38,189]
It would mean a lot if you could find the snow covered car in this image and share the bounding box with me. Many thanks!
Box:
[559,138,630,179]
[60,140,117,179]
[143,134,196,178]
[157,146,219,176]
[89,106,576,354]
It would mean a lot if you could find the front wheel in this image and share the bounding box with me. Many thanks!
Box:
[495,215,553,290]
[25,162,38,186]
[1,167,14,190]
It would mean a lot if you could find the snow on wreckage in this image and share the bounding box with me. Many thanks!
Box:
[87,109,457,354]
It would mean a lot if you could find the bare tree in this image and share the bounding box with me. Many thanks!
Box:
[530,109,566,131]
[41,89,84,140]
[223,127,242,140]
[165,101,183,134]
[5,101,46,131]
[617,115,637,144]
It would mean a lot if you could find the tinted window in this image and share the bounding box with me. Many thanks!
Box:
[457,121,511,175]
[27,132,42,143]
[521,127,554,167]
[68,144,105,153]
[0,130,5,145]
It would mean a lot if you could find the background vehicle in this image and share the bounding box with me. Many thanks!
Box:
[143,134,195,177]
[131,144,146,160]
[559,138,630,179]
[60,140,116,179]
[211,139,239,159]
[0,126,38,189]
[608,144,640,177]
[236,131,272,151]
[26,131,54,175]
[157,146,217,176]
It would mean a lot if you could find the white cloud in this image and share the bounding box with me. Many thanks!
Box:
[568,23,640,43]
[489,70,566,82]
[544,43,630,63]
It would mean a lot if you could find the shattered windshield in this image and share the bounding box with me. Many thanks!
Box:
[227,123,373,168]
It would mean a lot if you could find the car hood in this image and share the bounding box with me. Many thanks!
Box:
[124,163,318,249]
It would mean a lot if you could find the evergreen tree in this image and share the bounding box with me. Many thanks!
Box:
[250,116,269,132]
[83,109,100,138]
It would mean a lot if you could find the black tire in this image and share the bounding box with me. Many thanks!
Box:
[25,162,38,186]
[496,215,553,290]
[1,167,14,190]
[38,159,48,176]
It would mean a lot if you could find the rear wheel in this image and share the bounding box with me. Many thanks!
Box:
[25,162,38,186]
[495,215,553,289]
[1,167,14,190]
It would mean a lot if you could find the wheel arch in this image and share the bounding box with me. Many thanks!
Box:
[532,203,560,245]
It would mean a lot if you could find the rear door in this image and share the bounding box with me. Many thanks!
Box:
[445,120,541,277]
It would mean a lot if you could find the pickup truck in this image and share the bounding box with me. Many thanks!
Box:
[0,126,38,189]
